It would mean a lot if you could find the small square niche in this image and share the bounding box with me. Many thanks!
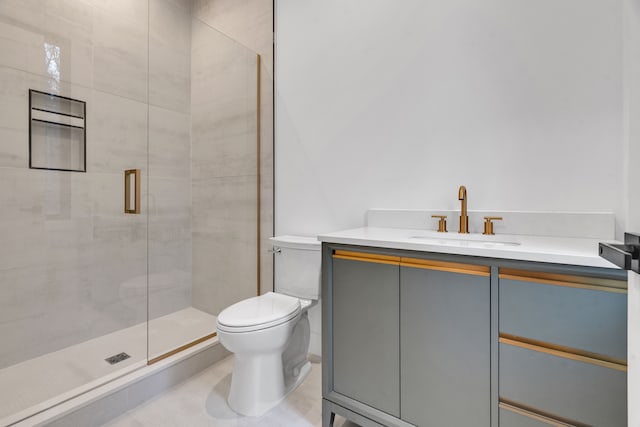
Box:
[29,89,86,172]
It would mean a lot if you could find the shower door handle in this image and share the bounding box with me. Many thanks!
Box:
[124,169,141,214]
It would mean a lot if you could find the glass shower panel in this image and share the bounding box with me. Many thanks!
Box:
[147,15,260,360]
[0,1,149,424]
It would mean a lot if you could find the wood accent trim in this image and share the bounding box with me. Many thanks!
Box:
[499,336,627,372]
[500,333,627,367]
[499,401,579,427]
[400,257,490,277]
[332,250,400,266]
[499,268,627,294]
[256,54,261,297]
[332,251,491,275]
[148,332,217,365]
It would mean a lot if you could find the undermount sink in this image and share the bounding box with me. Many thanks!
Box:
[409,234,521,247]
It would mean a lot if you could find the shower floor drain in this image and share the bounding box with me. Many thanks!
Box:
[105,352,131,365]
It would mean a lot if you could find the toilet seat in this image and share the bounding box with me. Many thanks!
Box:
[217,292,301,333]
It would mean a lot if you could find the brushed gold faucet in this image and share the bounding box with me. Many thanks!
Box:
[458,185,469,234]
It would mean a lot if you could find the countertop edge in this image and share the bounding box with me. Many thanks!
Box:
[318,228,621,270]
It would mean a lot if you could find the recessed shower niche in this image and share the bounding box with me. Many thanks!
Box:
[29,89,86,172]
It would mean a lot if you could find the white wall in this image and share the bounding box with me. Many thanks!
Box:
[625,0,640,232]
[624,1,640,425]
[275,0,626,238]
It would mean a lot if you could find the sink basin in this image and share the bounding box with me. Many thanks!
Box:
[409,234,520,247]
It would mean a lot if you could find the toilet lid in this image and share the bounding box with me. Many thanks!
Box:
[217,292,301,330]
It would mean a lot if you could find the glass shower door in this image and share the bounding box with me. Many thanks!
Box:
[0,0,264,423]
[146,9,261,360]
[0,1,149,424]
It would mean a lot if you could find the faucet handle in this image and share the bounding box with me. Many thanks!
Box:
[431,215,448,233]
[483,217,503,235]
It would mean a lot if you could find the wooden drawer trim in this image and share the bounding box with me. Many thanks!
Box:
[333,250,401,266]
[332,251,489,276]
[500,333,627,367]
[499,400,578,427]
[500,335,627,372]
[400,257,490,277]
[499,268,627,294]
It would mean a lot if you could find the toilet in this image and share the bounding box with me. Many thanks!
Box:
[216,235,321,416]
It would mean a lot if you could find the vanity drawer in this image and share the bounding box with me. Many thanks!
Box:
[500,341,627,427]
[499,269,627,361]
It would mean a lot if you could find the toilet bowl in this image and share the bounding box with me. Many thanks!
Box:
[216,235,320,417]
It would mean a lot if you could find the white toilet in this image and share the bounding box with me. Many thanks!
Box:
[216,235,321,417]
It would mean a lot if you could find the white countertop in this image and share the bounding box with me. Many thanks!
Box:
[318,227,621,269]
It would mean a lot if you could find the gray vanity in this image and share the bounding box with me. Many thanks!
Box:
[320,230,627,427]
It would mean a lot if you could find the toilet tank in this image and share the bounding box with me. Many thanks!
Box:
[270,235,321,300]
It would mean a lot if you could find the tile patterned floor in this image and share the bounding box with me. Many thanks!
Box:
[103,355,357,427]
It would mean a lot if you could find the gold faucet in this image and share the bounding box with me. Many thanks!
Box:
[458,185,469,234]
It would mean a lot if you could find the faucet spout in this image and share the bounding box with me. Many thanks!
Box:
[458,185,469,233]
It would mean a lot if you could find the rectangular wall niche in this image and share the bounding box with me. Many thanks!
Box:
[29,89,86,172]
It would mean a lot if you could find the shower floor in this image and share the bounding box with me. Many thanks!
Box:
[0,307,217,426]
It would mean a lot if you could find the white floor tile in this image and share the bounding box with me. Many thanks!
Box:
[103,356,359,427]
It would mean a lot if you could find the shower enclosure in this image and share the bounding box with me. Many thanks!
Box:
[0,1,263,425]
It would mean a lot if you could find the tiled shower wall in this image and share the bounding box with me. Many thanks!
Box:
[0,0,193,368]
[194,0,275,295]
[190,19,259,315]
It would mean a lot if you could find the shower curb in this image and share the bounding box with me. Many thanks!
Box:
[11,338,228,427]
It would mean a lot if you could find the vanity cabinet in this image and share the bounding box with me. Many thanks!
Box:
[322,244,628,427]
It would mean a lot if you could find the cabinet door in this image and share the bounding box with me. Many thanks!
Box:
[400,262,491,427]
[332,255,400,417]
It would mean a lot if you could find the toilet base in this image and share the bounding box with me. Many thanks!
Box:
[227,356,312,417]
[286,359,311,393]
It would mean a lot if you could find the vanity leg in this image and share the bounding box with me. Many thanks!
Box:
[322,399,335,427]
